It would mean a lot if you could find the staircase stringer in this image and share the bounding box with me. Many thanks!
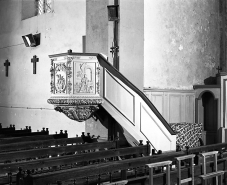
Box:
[101,66,176,152]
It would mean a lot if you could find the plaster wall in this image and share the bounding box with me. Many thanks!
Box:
[86,0,144,91]
[144,0,220,90]
[86,0,109,55]
[0,0,86,137]
[119,0,144,91]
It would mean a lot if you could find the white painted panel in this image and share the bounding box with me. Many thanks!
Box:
[144,92,150,99]
[144,90,195,123]
[151,94,163,116]
[169,95,181,123]
[105,71,134,123]
[185,95,194,123]
[140,104,172,150]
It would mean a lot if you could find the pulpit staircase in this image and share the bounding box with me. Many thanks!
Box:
[48,52,176,152]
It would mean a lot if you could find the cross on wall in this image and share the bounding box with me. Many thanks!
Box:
[4,59,10,77]
[216,66,222,74]
[3,56,39,76]
[31,55,39,74]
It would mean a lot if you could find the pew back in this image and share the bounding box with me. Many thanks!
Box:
[0,141,117,163]
[0,133,68,145]
[0,144,149,174]
[0,137,84,152]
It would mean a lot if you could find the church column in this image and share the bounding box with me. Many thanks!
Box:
[113,0,119,70]
[220,0,226,72]
[108,0,119,70]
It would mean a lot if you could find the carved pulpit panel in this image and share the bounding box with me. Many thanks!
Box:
[54,63,67,94]
[48,52,103,122]
[74,62,96,94]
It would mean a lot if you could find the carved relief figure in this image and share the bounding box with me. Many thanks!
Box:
[74,62,95,94]
[80,74,88,92]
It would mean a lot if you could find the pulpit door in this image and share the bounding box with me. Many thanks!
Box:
[202,92,218,145]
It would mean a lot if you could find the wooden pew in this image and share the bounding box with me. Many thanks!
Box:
[26,142,227,185]
[29,150,227,185]
[0,124,15,133]
[0,127,50,138]
[0,142,149,174]
[29,150,184,185]
[0,127,68,184]
[187,142,227,165]
[3,139,227,185]
[0,140,118,184]
[0,136,84,153]
[3,131,227,185]
[0,141,116,163]
[10,141,227,185]
[0,126,31,136]
[0,130,68,145]
[188,142,227,154]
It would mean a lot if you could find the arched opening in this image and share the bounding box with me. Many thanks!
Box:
[201,91,218,145]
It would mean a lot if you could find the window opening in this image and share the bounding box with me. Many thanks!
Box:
[37,0,52,15]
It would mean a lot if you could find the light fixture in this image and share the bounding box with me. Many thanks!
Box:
[107,5,119,21]
[107,4,120,70]
[22,33,40,47]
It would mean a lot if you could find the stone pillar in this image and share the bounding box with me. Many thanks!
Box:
[220,0,227,72]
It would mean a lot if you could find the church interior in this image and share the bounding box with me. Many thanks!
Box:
[1,0,227,184]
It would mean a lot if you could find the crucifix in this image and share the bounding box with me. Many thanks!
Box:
[4,59,10,77]
[216,66,222,74]
[31,55,39,74]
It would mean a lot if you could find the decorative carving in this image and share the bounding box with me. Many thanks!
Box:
[55,63,67,94]
[49,95,101,99]
[92,114,98,121]
[47,98,103,105]
[50,59,55,93]
[96,64,101,94]
[55,63,67,72]
[56,74,66,92]
[67,56,73,94]
[54,106,99,122]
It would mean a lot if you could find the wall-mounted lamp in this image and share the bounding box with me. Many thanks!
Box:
[107,3,119,70]
[22,33,40,47]
[107,5,119,21]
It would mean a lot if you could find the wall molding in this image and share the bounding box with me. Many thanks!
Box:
[144,88,195,93]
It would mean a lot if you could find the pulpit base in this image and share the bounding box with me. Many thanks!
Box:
[54,105,99,122]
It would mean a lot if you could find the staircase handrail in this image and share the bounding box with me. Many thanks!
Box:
[97,54,175,135]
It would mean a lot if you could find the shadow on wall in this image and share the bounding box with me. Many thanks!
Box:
[204,76,217,85]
